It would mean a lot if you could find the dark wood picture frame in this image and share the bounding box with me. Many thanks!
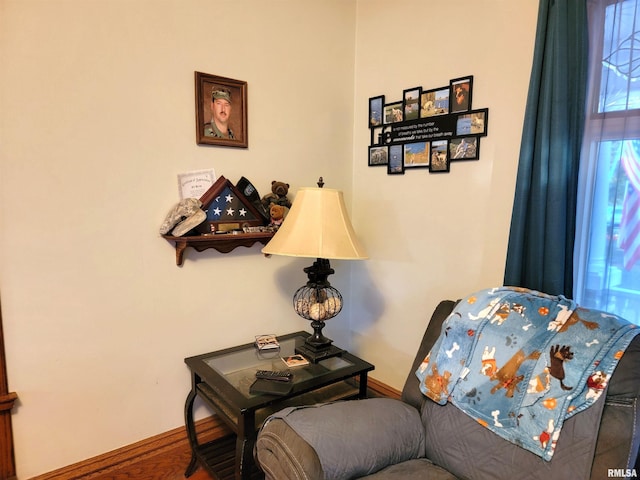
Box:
[195,72,248,148]
[387,144,405,175]
[420,86,450,118]
[369,95,384,128]
[429,140,450,173]
[450,75,473,114]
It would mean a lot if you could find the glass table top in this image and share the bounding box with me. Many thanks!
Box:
[202,335,355,399]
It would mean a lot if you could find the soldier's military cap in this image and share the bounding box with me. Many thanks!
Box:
[211,88,232,103]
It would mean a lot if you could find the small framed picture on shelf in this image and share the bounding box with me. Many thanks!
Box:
[177,168,216,199]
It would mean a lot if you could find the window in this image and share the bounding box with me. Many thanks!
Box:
[575,0,640,323]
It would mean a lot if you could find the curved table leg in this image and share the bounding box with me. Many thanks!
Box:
[184,388,198,477]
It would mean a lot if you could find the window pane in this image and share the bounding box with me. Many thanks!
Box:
[599,0,640,112]
[581,140,640,323]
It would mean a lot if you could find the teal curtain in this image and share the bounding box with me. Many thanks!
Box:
[504,0,589,297]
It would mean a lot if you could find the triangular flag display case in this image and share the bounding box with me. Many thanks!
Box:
[163,175,274,265]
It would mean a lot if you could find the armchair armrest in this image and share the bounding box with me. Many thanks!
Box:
[255,398,425,480]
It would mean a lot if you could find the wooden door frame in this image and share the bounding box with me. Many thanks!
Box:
[0,298,17,479]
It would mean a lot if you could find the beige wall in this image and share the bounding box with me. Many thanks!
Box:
[350,0,539,389]
[0,0,537,477]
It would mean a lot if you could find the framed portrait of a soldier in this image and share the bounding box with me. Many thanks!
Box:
[195,72,248,148]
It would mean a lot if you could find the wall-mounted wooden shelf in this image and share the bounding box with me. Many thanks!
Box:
[163,233,274,266]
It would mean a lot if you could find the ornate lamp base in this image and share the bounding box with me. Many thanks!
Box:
[295,319,344,362]
[292,259,345,363]
[296,342,344,363]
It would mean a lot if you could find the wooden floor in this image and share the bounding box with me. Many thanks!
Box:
[88,442,217,480]
[34,418,229,480]
[36,380,398,480]
[188,470,215,480]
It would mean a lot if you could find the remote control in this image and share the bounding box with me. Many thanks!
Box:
[255,370,292,382]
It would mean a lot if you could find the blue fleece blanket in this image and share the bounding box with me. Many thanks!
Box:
[415,286,639,461]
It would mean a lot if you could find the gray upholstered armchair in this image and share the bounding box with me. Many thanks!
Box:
[255,299,640,480]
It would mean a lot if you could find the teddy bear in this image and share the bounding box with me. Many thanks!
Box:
[261,180,291,209]
[269,203,289,228]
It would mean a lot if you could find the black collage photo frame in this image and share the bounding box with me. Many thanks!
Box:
[367,75,489,175]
